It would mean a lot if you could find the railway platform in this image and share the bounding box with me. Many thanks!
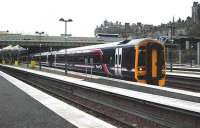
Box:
[0,70,117,128]
[16,64,200,100]
[0,64,200,127]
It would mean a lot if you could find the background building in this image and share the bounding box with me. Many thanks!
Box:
[192,1,200,24]
[95,2,200,39]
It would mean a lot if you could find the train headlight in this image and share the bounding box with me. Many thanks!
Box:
[138,67,145,71]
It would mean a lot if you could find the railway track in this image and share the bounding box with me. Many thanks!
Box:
[42,65,200,92]
[167,67,200,72]
[166,75,200,92]
[164,67,200,91]
[0,65,200,128]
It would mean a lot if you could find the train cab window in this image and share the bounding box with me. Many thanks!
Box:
[138,50,146,66]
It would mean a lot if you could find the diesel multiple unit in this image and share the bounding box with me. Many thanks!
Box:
[32,38,166,86]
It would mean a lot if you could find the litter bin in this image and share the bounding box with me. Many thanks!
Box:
[30,60,36,69]
[15,60,19,66]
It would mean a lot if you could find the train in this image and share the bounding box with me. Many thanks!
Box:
[32,38,166,86]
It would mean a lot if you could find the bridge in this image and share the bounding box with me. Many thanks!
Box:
[0,34,124,53]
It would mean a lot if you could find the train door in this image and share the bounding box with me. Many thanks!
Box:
[48,54,54,67]
[146,44,160,85]
[152,48,158,78]
[115,48,122,76]
[46,55,48,65]
[54,54,56,67]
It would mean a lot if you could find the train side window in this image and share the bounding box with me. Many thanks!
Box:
[115,55,117,64]
[93,54,101,64]
[41,56,46,62]
[77,55,84,64]
[109,57,113,65]
[122,47,134,69]
[119,55,121,65]
[56,55,65,63]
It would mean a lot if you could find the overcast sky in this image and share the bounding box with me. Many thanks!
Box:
[0,0,195,37]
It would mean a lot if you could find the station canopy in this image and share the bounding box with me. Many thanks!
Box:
[12,45,26,51]
[0,45,26,53]
[1,45,13,51]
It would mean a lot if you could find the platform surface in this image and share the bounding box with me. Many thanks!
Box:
[0,70,116,128]
[0,74,76,128]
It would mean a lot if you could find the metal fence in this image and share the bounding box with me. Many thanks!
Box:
[166,48,198,66]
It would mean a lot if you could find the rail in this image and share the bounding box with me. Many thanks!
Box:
[166,74,200,91]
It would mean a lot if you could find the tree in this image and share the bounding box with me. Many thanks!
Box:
[178,17,182,23]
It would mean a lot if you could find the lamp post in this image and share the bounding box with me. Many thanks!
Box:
[26,48,29,68]
[190,44,194,67]
[50,47,52,67]
[35,31,44,70]
[59,18,73,75]
[168,17,175,72]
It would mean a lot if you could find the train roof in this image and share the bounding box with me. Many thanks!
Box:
[34,51,57,56]
[34,38,161,56]
[56,38,159,54]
